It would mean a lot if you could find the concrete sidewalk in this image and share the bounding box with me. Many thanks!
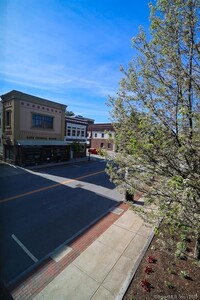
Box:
[32,208,153,300]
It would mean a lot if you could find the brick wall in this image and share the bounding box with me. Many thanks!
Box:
[90,139,113,151]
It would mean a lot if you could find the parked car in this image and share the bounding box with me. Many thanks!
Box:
[88,148,98,154]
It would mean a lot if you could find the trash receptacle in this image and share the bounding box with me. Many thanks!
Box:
[125,190,134,201]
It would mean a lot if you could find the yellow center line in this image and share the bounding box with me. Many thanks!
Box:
[0,170,105,204]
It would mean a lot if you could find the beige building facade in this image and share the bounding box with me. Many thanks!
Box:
[1,90,68,166]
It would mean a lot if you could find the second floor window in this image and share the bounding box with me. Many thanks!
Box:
[6,110,11,128]
[77,128,81,136]
[32,114,53,129]
[72,127,76,136]
[66,125,86,138]
[67,127,71,136]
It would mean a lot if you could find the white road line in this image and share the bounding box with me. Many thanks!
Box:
[11,234,38,263]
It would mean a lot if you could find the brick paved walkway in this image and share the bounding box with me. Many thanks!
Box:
[10,203,129,300]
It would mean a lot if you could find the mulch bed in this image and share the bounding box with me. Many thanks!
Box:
[123,227,200,300]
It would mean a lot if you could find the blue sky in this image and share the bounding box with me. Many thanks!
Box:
[0,0,150,122]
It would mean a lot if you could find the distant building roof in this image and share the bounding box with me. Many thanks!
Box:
[88,123,114,131]
[66,115,94,125]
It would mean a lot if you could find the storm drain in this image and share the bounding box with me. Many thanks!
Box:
[51,245,72,262]
[110,207,124,215]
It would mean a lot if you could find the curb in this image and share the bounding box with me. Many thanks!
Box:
[115,230,155,300]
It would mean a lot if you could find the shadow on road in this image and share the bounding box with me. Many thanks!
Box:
[0,162,119,288]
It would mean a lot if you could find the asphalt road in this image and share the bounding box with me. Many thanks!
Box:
[0,160,122,286]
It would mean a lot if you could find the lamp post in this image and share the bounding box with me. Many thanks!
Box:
[88,138,91,161]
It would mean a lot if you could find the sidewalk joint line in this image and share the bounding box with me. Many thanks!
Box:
[71,262,100,284]
[113,223,141,234]
[100,227,143,288]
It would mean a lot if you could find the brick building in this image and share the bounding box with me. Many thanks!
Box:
[87,123,115,151]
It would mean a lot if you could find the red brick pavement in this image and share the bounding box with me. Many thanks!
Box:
[10,202,129,300]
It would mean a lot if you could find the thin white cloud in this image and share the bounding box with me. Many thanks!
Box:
[0,0,146,122]
[1,56,120,98]
[0,0,130,101]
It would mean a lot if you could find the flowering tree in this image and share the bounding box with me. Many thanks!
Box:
[107,0,200,257]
